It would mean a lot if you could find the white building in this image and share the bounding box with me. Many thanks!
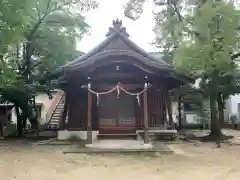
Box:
[11,91,58,125]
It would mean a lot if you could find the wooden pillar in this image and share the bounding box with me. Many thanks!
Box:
[200,93,204,129]
[87,81,92,144]
[0,108,6,139]
[0,122,3,138]
[166,91,174,129]
[178,95,183,130]
[143,81,150,144]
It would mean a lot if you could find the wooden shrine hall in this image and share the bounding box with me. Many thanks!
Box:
[56,19,192,144]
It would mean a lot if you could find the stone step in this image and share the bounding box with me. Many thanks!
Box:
[51,115,61,118]
[54,109,63,111]
[49,122,59,125]
[50,119,60,122]
[46,95,66,129]
[55,106,64,108]
[50,119,60,121]
[52,113,62,116]
[97,133,138,140]
[52,111,63,114]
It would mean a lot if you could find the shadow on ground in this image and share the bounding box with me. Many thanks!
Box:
[179,130,234,142]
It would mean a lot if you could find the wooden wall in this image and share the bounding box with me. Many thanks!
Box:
[67,88,86,130]
[66,85,170,130]
[137,89,168,129]
[67,87,98,130]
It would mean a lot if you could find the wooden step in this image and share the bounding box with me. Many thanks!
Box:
[98,133,138,140]
[138,131,177,141]
[99,129,136,134]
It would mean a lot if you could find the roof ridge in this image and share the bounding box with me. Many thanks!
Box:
[56,19,172,73]
[118,33,171,66]
[56,33,117,71]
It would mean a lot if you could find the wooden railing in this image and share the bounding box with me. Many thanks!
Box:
[45,90,65,123]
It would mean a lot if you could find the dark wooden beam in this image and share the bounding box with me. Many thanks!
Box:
[87,90,92,144]
[0,122,3,138]
[200,93,204,129]
[143,87,150,144]
[166,92,174,128]
[92,72,145,80]
[93,83,142,90]
[178,95,182,130]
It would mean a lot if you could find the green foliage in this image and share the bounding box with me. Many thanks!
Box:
[124,0,146,20]
[0,0,98,135]
[0,0,33,55]
[203,99,211,123]
[174,1,240,75]
[124,0,240,136]
[26,0,97,73]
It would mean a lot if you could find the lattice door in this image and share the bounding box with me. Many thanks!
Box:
[99,92,117,127]
[118,93,136,127]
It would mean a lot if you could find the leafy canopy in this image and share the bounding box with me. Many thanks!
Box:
[0,0,98,132]
[174,1,240,76]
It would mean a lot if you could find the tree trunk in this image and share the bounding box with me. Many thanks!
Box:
[15,106,23,137]
[217,93,224,128]
[178,95,183,130]
[209,92,222,137]
[0,122,3,137]
[199,94,204,130]
[0,54,4,63]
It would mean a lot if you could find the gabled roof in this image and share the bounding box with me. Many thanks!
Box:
[57,19,172,72]
[53,19,194,87]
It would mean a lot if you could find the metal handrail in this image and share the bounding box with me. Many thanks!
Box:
[45,90,64,124]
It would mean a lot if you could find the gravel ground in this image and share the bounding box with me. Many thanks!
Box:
[0,130,240,180]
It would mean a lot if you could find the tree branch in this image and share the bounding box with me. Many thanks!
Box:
[231,52,240,60]
[31,61,42,69]
[36,3,42,21]
[27,0,80,40]
[46,0,52,13]
[170,1,183,22]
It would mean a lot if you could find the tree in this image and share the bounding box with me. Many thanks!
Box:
[0,0,33,61]
[23,0,97,74]
[174,1,240,137]
[124,0,240,138]
[0,0,97,136]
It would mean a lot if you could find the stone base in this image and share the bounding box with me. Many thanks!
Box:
[57,130,99,141]
[140,143,153,149]
[85,144,93,147]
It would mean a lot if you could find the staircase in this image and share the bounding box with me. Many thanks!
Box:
[47,96,64,129]
[45,90,67,130]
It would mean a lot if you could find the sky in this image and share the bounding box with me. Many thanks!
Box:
[77,0,159,53]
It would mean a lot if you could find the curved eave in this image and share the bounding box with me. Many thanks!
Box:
[57,31,170,72]
[65,49,172,72]
[63,49,193,86]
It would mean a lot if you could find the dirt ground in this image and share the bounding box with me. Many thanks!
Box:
[1,131,240,180]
